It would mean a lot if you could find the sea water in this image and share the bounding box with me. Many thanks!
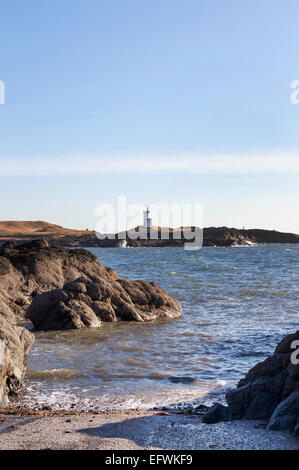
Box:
[21,245,299,411]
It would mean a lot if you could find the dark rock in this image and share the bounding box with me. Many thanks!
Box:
[226,375,284,420]
[19,239,50,250]
[0,302,34,406]
[205,331,299,436]
[195,404,209,413]
[226,331,299,424]
[267,391,299,433]
[6,375,23,398]
[0,241,17,250]
[0,239,118,321]
[28,274,182,331]
[202,403,230,424]
[0,257,12,276]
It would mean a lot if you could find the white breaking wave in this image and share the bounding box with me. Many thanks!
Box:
[18,379,228,412]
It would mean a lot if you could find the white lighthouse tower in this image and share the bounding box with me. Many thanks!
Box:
[143,207,152,229]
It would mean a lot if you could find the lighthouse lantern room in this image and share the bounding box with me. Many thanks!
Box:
[143,207,152,229]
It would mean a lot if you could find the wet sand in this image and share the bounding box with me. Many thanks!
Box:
[0,409,298,450]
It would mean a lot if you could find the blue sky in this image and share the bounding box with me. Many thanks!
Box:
[0,0,299,232]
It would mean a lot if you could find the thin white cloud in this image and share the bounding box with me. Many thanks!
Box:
[0,153,298,176]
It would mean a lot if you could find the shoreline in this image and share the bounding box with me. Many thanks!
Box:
[1,240,298,449]
[1,407,298,450]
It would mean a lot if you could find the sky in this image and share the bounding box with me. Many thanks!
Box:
[0,0,299,232]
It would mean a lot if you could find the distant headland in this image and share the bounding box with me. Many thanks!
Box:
[0,220,298,247]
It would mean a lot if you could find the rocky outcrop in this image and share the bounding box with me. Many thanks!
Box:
[0,239,181,405]
[0,239,117,402]
[0,239,181,330]
[28,275,182,330]
[0,302,34,407]
[0,239,117,321]
[203,227,299,246]
[203,331,299,436]
[93,227,299,247]
[0,247,35,405]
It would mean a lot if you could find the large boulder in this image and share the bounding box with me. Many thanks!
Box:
[202,403,230,424]
[28,275,182,330]
[267,391,299,433]
[0,239,117,321]
[0,301,34,407]
[203,331,299,436]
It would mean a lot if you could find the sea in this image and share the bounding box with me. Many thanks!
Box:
[20,244,299,411]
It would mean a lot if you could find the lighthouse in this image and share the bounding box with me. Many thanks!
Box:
[143,207,152,229]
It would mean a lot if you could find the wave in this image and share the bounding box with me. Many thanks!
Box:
[18,378,229,412]
[26,367,86,379]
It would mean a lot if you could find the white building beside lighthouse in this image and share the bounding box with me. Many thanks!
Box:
[143,207,152,229]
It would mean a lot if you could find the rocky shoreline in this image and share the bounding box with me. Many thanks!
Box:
[0,221,299,247]
[0,239,298,444]
[0,240,181,406]
[203,331,299,437]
